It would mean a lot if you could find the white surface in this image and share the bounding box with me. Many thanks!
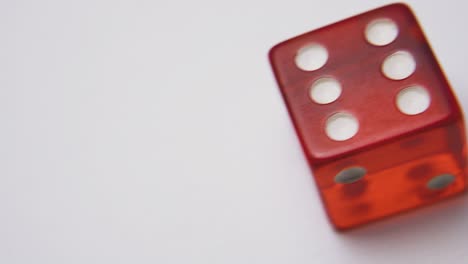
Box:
[1,0,468,263]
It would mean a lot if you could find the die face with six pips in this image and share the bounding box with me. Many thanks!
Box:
[269,3,467,230]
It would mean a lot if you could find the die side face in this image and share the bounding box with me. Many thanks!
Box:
[269,3,461,163]
[314,121,466,229]
[269,3,467,230]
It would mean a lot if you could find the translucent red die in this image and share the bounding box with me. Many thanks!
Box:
[269,3,467,230]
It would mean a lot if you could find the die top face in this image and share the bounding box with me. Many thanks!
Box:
[269,3,462,164]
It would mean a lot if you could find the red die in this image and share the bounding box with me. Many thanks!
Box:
[269,3,467,230]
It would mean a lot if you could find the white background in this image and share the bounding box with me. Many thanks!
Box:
[1,0,468,263]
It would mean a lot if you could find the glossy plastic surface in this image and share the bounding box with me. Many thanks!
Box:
[269,3,467,230]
